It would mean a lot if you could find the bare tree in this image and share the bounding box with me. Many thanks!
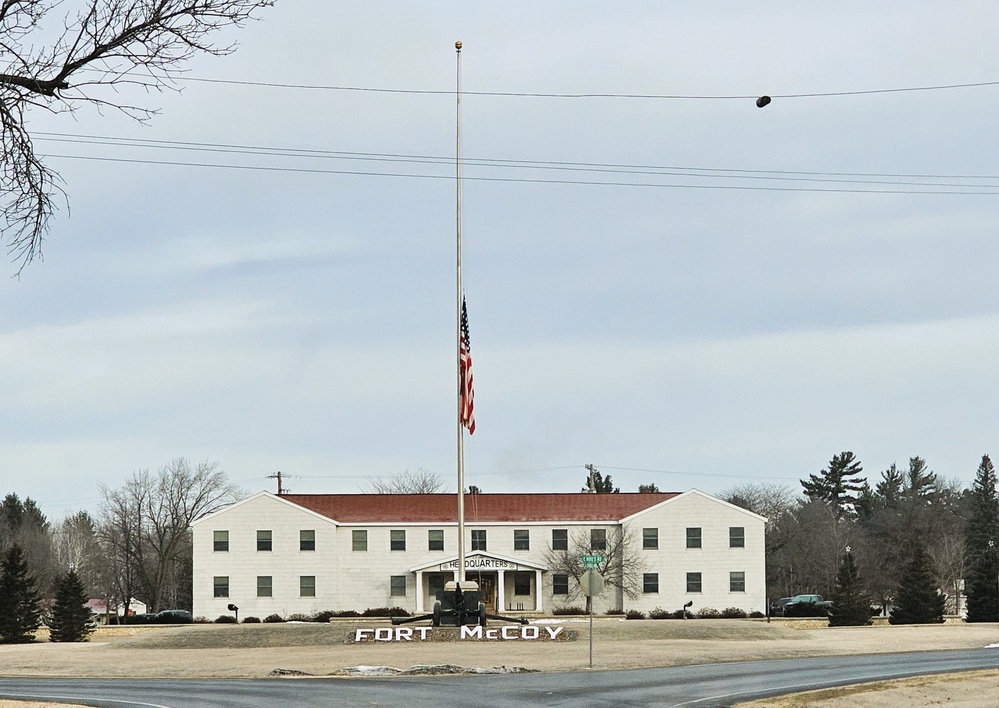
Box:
[365,468,449,494]
[0,0,274,271]
[542,527,646,613]
[99,458,243,612]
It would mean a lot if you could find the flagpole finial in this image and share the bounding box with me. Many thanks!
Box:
[455,41,462,51]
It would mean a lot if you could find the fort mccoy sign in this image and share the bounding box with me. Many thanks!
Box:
[351,625,577,643]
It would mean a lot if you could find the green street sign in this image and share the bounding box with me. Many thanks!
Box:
[580,554,604,565]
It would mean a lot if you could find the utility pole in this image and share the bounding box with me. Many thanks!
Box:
[267,471,285,495]
[585,464,598,493]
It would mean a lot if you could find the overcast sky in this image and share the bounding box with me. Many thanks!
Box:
[5,2,999,520]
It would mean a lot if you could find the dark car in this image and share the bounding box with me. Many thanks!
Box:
[769,597,793,616]
[155,609,193,624]
[126,613,160,624]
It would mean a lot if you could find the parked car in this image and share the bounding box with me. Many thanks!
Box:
[769,597,793,616]
[155,609,193,624]
[126,613,160,624]
[784,594,833,617]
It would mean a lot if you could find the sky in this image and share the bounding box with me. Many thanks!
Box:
[5,2,999,520]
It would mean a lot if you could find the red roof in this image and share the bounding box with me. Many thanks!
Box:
[280,492,679,524]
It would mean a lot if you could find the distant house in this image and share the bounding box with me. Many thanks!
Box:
[191,490,766,619]
[85,598,147,622]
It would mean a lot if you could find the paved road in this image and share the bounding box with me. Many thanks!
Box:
[1,648,997,707]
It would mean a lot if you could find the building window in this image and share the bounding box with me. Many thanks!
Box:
[552,529,568,551]
[729,527,745,548]
[553,574,569,595]
[513,572,532,596]
[514,529,530,551]
[686,572,702,593]
[300,529,316,552]
[390,530,406,551]
[257,530,272,552]
[257,576,272,597]
[352,529,367,551]
[642,528,658,550]
[300,576,316,597]
[590,528,607,551]
[213,576,229,598]
[471,529,487,551]
[390,575,407,597]
[686,527,702,549]
[213,530,229,552]
[730,571,746,593]
[428,529,444,551]
[643,573,659,593]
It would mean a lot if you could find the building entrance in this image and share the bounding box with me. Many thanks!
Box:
[468,572,496,612]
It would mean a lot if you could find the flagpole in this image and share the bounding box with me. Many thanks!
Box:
[455,40,466,587]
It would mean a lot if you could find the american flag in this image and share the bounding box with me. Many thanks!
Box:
[459,297,475,434]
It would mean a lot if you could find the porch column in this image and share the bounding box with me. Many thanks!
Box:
[496,571,506,612]
[535,569,543,612]
[415,571,424,613]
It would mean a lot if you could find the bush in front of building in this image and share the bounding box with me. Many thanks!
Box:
[604,608,625,615]
[749,611,765,618]
[286,613,313,622]
[360,607,410,618]
[263,614,284,623]
[695,607,722,619]
[551,606,586,616]
[329,610,361,618]
[242,616,260,623]
[720,607,747,619]
[625,610,645,619]
[647,607,671,619]
[214,615,237,623]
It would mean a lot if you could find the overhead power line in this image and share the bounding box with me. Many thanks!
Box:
[179,76,999,101]
[36,131,999,195]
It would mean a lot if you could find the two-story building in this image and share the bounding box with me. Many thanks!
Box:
[191,489,766,619]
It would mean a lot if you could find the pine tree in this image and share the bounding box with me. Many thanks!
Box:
[48,569,96,642]
[828,549,871,626]
[0,545,42,643]
[964,454,999,622]
[801,451,865,519]
[889,540,946,625]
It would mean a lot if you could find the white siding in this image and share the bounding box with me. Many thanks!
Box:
[192,489,766,619]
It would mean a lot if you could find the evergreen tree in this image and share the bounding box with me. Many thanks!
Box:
[828,549,871,626]
[638,483,660,493]
[49,569,96,642]
[0,545,42,643]
[801,451,865,519]
[964,454,999,622]
[582,467,619,493]
[889,540,946,625]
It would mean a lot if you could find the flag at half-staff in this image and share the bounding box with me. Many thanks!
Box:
[459,296,475,434]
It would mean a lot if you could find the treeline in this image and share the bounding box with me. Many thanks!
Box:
[724,452,999,621]
[0,458,242,618]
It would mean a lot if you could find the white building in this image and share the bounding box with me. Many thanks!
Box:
[191,490,766,620]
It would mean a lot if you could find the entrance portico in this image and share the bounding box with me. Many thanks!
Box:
[409,552,548,613]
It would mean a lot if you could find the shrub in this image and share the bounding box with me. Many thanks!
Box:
[720,607,747,619]
[604,608,625,616]
[311,611,335,622]
[329,610,361,618]
[215,615,237,623]
[360,607,410,618]
[551,606,585,616]
[695,607,721,619]
[242,616,260,623]
[648,607,671,619]
[263,614,284,623]
[749,611,765,619]
[192,616,209,624]
[286,613,313,622]
[625,609,645,620]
